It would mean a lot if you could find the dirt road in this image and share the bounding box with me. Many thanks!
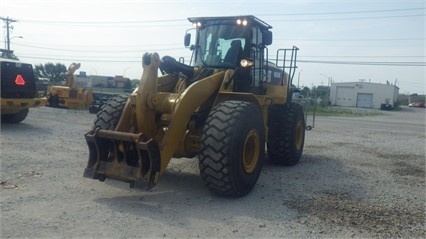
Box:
[1,107,424,238]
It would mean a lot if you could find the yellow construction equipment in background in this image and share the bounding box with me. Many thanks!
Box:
[47,63,93,109]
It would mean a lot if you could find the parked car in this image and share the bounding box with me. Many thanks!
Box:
[413,102,425,108]
[380,103,393,111]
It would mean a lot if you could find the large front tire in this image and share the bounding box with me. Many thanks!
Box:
[267,103,306,166]
[47,94,59,108]
[198,101,265,197]
[1,108,29,123]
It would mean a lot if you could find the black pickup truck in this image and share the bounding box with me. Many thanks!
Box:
[1,58,47,123]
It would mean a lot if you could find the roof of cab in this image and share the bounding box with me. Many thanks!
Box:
[188,15,272,30]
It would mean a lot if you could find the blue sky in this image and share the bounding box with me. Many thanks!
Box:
[1,0,424,94]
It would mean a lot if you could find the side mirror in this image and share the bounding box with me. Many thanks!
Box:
[184,33,191,47]
[262,30,273,46]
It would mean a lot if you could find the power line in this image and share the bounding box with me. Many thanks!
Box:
[18,18,188,28]
[20,22,188,28]
[13,42,182,53]
[11,41,182,48]
[258,7,425,16]
[299,55,425,58]
[275,37,425,42]
[15,7,425,26]
[10,37,423,49]
[20,18,187,25]
[298,60,425,66]
[19,52,424,59]
[13,36,423,53]
[267,14,425,22]
[19,55,138,62]
[19,14,424,26]
[19,54,426,66]
[20,53,141,59]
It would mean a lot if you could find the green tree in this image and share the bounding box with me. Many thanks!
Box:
[123,79,132,89]
[300,86,311,98]
[0,49,19,60]
[131,79,140,88]
[311,85,331,106]
[34,63,67,84]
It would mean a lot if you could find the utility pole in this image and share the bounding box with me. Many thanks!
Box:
[297,69,303,88]
[1,17,18,50]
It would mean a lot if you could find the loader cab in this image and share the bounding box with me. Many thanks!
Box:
[186,16,274,93]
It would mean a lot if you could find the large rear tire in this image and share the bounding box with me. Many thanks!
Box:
[93,95,128,130]
[267,103,305,166]
[1,108,29,124]
[198,101,265,197]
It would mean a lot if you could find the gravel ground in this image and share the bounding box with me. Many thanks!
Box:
[1,106,425,238]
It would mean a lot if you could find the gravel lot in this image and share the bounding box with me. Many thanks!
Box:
[1,106,425,238]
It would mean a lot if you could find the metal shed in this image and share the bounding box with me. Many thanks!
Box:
[330,82,399,109]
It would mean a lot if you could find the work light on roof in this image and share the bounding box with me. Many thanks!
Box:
[193,22,202,28]
[236,19,248,26]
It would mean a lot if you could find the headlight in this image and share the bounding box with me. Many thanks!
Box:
[240,59,253,68]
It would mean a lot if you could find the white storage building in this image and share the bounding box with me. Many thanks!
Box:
[330,82,399,109]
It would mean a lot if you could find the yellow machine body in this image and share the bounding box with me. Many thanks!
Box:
[84,16,305,197]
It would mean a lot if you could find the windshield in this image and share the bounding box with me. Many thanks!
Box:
[191,24,249,68]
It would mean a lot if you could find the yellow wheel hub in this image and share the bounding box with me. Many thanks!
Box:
[242,128,260,173]
[295,120,304,150]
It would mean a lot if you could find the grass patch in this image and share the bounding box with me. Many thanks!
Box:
[307,106,382,117]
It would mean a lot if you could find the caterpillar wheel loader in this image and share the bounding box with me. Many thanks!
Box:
[47,63,93,109]
[84,15,305,197]
[1,55,47,123]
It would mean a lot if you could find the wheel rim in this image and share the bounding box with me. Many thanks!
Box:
[243,128,260,173]
[295,120,304,150]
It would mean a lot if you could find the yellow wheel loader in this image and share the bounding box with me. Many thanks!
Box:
[47,63,93,109]
[1,57,47,123]
[84,15,306,197]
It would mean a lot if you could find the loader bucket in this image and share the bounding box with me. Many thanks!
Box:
[84,128,161,189]
[83,52,225,190]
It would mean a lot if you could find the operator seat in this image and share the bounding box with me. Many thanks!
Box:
[223,40,243,67]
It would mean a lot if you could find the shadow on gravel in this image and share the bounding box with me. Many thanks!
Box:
[0,122,51,134]
[92,154,367,231]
